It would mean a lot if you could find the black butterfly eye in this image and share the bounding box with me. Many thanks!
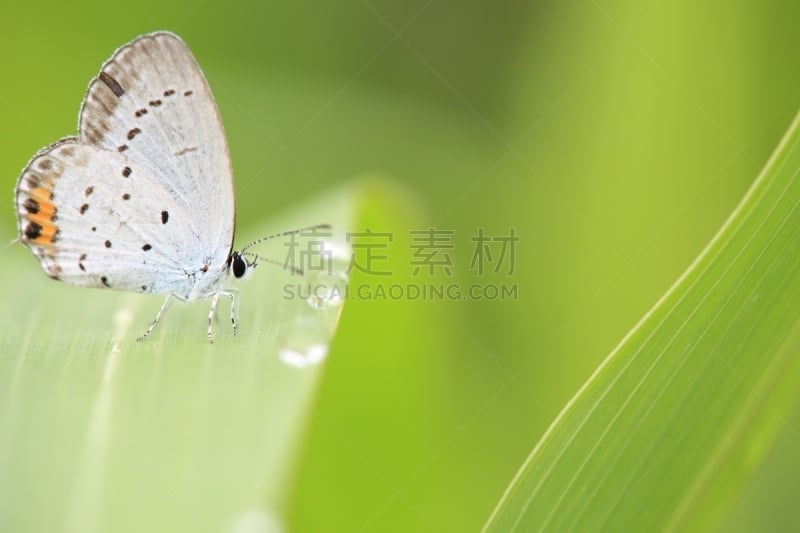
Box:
[232,253,247,278]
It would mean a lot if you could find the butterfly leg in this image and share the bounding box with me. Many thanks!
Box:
[208,292,221,342]
[138,293,179,341]
[226,288,240,336]
[207,290,238,342]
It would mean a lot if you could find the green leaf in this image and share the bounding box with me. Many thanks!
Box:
[0,183,358,533]
[483,111,800,532]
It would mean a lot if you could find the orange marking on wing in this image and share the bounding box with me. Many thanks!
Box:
[36,201,57,220]
[30,222,58,245]
[30,186,56,206]
[27,212,56,228]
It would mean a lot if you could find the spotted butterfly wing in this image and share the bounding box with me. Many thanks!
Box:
[79,32,234,251]
[15,32,234,297]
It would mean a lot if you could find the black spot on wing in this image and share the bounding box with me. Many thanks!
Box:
[24,221,42,240]
[80,204,89,215]
[99,71,125,98]
[161,210,169,224]
[127,128,141,140]
[142,244,152,251]
[23,198,39,214]
[122,166,132,177]
[105,240,112,248]
[100,276,111,288]
[85,186,94,197]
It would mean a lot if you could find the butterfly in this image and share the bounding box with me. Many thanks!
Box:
[14,31,328,342]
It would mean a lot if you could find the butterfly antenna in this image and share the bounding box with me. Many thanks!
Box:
[240,252,305,276]
[240,223,331,253]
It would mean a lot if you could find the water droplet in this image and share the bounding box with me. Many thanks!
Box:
[279,344,329,368]
[305,270,348,310]
[278,308,339,369]
[318,238,350,262]
[276,232,348,368]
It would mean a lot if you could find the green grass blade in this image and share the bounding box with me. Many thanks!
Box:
[483,110,800,532]
[0,185,355,533]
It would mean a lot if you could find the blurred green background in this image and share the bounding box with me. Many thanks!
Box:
[2,0,799,531]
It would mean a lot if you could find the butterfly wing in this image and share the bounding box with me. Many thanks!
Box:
[15,32,235,296]
[16,139,203,294]
[78,31,234,263]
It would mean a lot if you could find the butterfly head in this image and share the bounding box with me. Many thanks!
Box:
[229,223,332,280]
[227,251,257,280]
